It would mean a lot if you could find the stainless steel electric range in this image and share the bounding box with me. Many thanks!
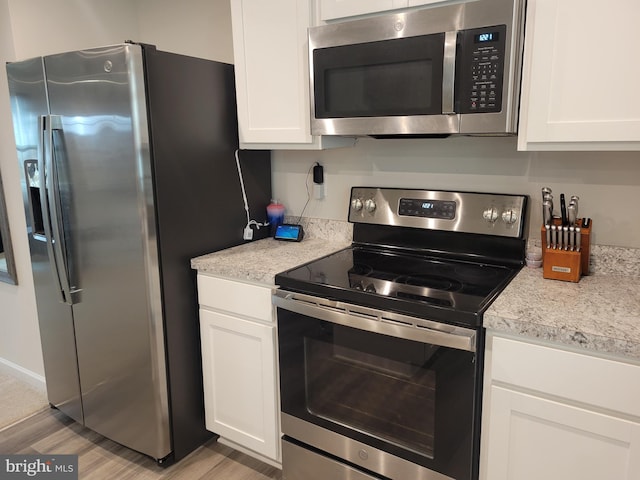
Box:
[274,187,528,480]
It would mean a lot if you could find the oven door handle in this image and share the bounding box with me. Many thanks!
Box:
[274,290,476,353]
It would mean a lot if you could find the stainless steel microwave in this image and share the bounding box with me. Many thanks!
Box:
[309,0,526,138]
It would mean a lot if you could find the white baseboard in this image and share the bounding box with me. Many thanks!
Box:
[0,357,46,393]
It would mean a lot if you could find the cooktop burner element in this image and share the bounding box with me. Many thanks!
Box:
[276,187,528,328]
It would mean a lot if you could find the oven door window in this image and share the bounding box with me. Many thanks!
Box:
[305,328,436,457]
[312,34,445,119]
[278,308,477,478]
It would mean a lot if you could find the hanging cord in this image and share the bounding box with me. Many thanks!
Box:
[296,162,317,225]
[235,149,267,236]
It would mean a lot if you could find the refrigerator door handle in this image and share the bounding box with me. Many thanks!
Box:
[38,115,67,303]
[42,114,80,305]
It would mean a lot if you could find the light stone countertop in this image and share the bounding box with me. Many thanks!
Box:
[484,266,640,360]
[191,237,351,285]
[191,218,352,285]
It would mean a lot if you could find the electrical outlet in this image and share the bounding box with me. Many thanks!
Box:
[243,226,253,240]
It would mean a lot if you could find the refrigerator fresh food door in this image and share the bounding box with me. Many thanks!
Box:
[6,58,84,424]
[42,44,171,460]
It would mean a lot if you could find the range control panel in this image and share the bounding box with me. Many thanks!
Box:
[398,198,456,220]
[457,24,507,114]
[349,187,527,238]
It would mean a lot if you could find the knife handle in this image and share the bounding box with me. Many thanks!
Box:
[545,224,551,248]
[560,193,567,226]
[563,226,569,250]
[569,226,575,251]
[576,227,582,251]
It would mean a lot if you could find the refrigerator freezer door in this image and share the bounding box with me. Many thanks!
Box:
[42,45,171,460]
[6,58,84,424]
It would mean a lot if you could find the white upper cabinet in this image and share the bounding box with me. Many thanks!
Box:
[319,0,452,21]
[518,0,640,150]
[319,0,406,20]
[230,0,354,149]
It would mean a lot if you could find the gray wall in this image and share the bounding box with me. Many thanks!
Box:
[273,137,640,249]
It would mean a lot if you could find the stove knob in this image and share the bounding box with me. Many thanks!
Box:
[502,209,519,224]
[364,199,377,213]
[351,198,363,211]
[364,283,376,293]
[482,207,499,223]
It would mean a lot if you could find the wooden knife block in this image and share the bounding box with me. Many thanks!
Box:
[540,218,592,282]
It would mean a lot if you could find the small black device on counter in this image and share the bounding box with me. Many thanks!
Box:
[274,224,304,242]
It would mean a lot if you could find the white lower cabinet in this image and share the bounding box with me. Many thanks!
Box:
[197,274,280,465]
[481,333,640,480]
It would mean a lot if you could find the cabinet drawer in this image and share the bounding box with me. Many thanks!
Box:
[197,274,274,323]
[490,335,640,418]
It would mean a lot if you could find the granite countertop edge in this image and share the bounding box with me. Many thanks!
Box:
[191,218,353,286]
[191,237,351,286]
[484,266,640,361]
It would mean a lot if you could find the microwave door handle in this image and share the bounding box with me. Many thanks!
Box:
[442,31,457,114]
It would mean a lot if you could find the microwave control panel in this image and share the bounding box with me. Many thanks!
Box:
[456,24,507,114]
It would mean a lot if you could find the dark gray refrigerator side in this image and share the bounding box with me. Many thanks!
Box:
[6,43,271,463]
[142,45,271,461]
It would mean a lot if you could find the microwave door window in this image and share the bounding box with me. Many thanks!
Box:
[314,34,445,119]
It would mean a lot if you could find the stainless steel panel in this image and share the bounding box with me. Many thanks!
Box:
[441,31,458,115]
[42,44,170,460]
[283,439,382,480]
[282,414,454,480]
[348,187,527,238]
[311,114,460,137]
[273,290,477,352]
[458,0,526,135]
[7,57,84,423]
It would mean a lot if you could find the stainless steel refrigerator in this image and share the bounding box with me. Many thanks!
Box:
[6,42,271,463]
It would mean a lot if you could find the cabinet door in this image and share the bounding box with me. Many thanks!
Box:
[231,0,310,145]
[518,0,640,150]
[200,308,279,461]
[230,0,353,149]
[319,0,407,20]
[483,386,640,480]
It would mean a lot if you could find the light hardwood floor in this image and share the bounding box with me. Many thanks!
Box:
[0,407,282,480]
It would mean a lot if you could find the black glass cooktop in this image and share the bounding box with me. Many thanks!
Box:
[275,246,520,327]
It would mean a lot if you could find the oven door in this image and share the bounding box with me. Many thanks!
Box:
[275,290,482,480]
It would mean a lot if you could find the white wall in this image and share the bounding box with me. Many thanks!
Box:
[135,0,233,63]
[7,0,139,59]
[0,0,233,379]
[273,137,640,249]
[0,0,44,380]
